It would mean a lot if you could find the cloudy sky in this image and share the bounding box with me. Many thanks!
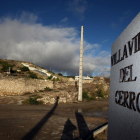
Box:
[0,0,140,77]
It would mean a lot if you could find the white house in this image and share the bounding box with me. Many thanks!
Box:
[75,76,93,80]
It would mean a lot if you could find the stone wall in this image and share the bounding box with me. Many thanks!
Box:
[53,80,93,89]
[82,79,93,83]
[0,77,53,96]
[54,81,75,89]
[37,91,78,104]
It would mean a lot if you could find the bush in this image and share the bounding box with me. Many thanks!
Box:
[82,91,95,100]
[30,94,42,99]
[23,92,32,95]
[39,90,44,92]
[28,72,38,79]
[44,87,53,91]
[83,91,89,100]
[38,77,44,80]
[52,77,59,81]
[0,61,15,72]
[58,73,63,76]
[22,97,43,105]
[48,75,53,80]
[20,66,29,71]
[22,95,43,105]
[59,78,64,83]
[104,77,110,83]
[52,77,60,81]
[97,89,104,98]
[52,78,56,81]
[48,71,54,74]
[95,84,105,98]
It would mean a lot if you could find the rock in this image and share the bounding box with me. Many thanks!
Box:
[37,91,78,104]
[68,78,75,82]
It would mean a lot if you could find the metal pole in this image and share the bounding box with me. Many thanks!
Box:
[9,67,10,74]
[78,26,84,101]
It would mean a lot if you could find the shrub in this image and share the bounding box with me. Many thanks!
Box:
[0,61,15,72]
[52,77,59,81]
[22,95,43,105]
[58,73,63,76]
[38,77,44,80]
[83,91,89,100]
[28,72,38,79]
[20,66,29,71]
[104,77,110,83]
[48,75,53,80]
[59,78,64,83]
[97,89,104,98]
[30,94,42,99]
[48,71,54,74]
[22,97,43,105]
[52,77,60,81]
[44,86,53,91]
[95,84,105,98]
[23,92,32,95]
[39,90,44,92]
[82,91,95,100]
[52,78,56,81]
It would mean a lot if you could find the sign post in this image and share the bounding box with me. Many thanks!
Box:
[108,13,140,140]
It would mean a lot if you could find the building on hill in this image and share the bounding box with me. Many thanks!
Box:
[75,76,93,80]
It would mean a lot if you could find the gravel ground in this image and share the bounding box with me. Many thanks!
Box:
[0,96,109,140]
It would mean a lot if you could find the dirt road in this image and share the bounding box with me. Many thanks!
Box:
[0,97,109,140]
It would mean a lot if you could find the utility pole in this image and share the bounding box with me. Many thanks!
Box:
[78,26,84,101]
[9,67,11,74]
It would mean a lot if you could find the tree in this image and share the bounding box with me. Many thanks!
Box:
[0,61,14,72]
[58,73,63,76]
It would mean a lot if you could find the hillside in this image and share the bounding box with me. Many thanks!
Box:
[0,59,68,81]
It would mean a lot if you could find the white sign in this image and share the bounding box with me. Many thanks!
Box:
[108,13,140,140]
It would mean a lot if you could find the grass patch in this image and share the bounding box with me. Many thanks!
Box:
[20,66,29,72]
[28,71,38,79]
[39,90,44,92]
[82,91,95,100]
[44,86,53,91]
[104,77,110,83]
[22,95,43,105]
[30,94,42,99]
[52,77,60,81]
[38,77,44,80]
[48,70,55,74]
[23,92,32,95]
[47,75,53,80]
[95,84,105,98]
[97,89,104,98]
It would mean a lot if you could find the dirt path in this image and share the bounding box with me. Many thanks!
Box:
[0,97,109,140]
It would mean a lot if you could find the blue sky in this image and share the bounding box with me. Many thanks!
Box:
[0,0,140,77]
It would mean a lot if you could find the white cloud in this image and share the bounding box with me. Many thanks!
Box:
[111,22,117,28]
[111,9,132,29]
[0,13,110,77]
[99,51,110,57]
[102,39,109,43]
[119,9,132,22]
[84,43,100,51]
[66,0,88,20]
[60,17,68,23]
[18,11,38,23]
